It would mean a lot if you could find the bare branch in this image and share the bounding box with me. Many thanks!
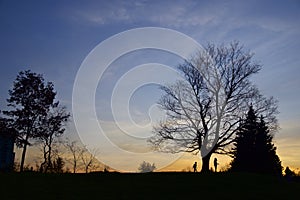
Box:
[149,42,278,172]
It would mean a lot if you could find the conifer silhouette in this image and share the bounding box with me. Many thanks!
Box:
[230,106,282,175]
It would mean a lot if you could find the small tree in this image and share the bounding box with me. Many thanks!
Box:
[64,139,82,173]
[3,70,56,171]
[230,106,282,175]
[52,156,65,173]
[39,104,70,173]
[138,161,156,173]
[64,139,100,173]
[80,148,98,173]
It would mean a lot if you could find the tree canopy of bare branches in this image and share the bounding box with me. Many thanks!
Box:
[64,139,100,173]
[39,104,70,172]
[149,42,278,172]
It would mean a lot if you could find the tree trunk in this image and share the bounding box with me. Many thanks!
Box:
[47,145,52,172]
[40,147,47,173]
[20,143,27,172]
[20,134,29,172]
[73,161,76,173]
[201,152,212,173]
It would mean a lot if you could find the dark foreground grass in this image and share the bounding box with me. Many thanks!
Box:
[0,172,299,200]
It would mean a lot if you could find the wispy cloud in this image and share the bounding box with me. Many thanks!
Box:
[4,0,299,171]
[75,7,131,25]
[68,0,217,27]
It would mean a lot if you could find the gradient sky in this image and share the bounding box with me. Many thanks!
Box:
[0,0,299,172]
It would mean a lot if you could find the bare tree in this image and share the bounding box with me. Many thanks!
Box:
[64,138,101,173]
[64,139,82,173]
[149,42,278,172]
[39,104,70,172]
[80,148,98,173]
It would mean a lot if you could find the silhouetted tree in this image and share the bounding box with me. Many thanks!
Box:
[138,161,156,173]
[0,117,17,138]
[230,106,257,171]
[3,70,56,171]
[63,139,101,173]
[52,156,65,173]
[230,106,282,175]
[80,148,98,173]
[284,167,296,181]
[38,104,70,173]
[149,42,278,172]
[255,115,282,174]
[64,139,82,173]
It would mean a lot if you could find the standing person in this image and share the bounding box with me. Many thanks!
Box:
[214,158,218,172]
[192,162,197,172]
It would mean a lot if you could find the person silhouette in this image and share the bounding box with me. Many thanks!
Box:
[214,158,218,172]
[192,162,197,172]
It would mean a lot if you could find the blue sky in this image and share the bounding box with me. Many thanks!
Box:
[1,0,300,171]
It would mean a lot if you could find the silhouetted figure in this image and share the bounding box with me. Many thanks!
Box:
[192,162,197,172]
[214,158,218,172]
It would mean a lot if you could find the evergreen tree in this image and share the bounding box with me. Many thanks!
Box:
[230,106,257,172]
[255,116,282,174]
[3,70,56,171]
[230,106,282,175]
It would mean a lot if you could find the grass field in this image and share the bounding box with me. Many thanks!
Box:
[0,172,299,200]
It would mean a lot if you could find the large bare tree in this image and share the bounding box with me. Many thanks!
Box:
[149,42,278,172]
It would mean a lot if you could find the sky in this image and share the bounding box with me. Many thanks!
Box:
[0,0,300,172]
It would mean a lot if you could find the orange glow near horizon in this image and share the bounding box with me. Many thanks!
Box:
[13,133,300,173]
[159,153,232,172]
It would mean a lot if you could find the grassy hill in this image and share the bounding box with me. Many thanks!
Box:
[0,172,299,199]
